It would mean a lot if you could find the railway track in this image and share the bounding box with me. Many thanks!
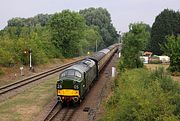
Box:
[43,101,61,121]
[58,108,76,121]
[44,102,76,121]
[0,59,84,95]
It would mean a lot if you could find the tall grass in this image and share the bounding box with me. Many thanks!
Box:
[100,68,180,121]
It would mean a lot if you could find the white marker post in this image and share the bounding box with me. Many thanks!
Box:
[20,66,24,76]
[112,67,116,78]
[119,52,121,58]
[29,49,32,70]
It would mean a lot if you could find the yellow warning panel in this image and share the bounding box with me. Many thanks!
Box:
[58,89,79,96]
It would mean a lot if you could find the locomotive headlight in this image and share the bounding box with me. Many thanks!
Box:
[59,84,62,89]
[74,85,79,89]
[57,84,62,89]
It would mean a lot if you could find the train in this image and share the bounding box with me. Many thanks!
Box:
[56,43,120,105]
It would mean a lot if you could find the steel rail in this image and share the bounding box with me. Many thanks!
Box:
[0,58,84,95]
[47,107,76,121]
[43,101,61,121]
[60,108,75,121]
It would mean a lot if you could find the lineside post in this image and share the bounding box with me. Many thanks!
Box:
[29,49,32,70]
[112,67,116,77]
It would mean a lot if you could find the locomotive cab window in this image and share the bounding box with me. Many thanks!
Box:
[61,71,67,77]
[60,70,82,78]
[67,70,75,76]
[61,71,66,77]
[75,71,81,78]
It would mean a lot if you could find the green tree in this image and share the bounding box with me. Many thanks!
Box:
[7,17,26,27]
[0,23,60,66]
[150,9,180,55]
[120,22,150,69]
[49,10,86,57]
[79,7,118,48]
[0,40,15,67]
[80,26,102,54]
[162,35,180,72]
[7,14,51,28]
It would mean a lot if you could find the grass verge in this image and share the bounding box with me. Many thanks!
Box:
[0,77,56,121]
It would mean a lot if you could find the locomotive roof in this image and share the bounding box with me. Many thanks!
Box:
[62,59,95,74]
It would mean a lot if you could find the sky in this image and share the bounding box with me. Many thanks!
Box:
[0,0,180,32]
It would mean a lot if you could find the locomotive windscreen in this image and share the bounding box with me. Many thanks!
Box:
[62,80,74,89]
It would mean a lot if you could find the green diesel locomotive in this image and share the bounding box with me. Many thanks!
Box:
[56,44,119,104]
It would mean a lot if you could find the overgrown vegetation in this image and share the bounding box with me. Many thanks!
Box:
[101,68,180,121]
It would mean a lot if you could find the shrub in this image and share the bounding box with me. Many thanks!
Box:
[0,48,15,67]
[150,67,180,116]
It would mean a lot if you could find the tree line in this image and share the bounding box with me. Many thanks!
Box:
[0,8,179,73]
[0,7,118,67]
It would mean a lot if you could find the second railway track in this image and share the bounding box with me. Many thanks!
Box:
[0,58,84,96]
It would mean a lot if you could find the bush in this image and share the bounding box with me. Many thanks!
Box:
[0,48,15,67]
[150,67,180,115]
